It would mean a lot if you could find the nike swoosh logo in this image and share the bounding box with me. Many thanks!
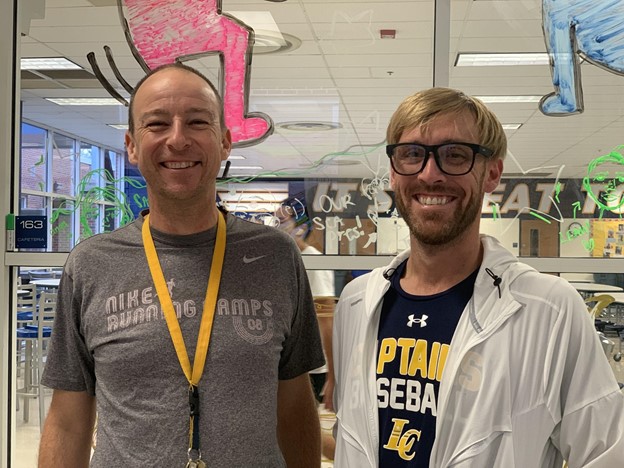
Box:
[243,255,267,264]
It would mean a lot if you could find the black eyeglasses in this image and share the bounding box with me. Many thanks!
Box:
[386,142,494,176]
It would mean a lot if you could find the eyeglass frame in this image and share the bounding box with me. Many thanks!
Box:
[386,141,495,176]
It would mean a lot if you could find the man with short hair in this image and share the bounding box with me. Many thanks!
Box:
[275,201,337,460]
[39,63,324,467]
[332,87,624,467]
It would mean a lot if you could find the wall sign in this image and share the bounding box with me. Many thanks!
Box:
[15,215,47,249]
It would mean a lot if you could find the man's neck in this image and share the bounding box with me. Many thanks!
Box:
[401,234,483,296]
[146,202,220,235]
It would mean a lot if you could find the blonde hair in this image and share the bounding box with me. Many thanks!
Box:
[386,87,507,159]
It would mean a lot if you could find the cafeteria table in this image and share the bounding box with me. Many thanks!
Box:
[30,278,60,289]
[568,282,623,298]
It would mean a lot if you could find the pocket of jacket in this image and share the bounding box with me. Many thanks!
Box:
[446,430,512,467]
[334,414,373,467]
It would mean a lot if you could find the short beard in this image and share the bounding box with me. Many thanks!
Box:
[395,177,484,247]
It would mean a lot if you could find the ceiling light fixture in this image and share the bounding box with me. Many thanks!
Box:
[21,57,83,70]
[46,98,125,106]
[107,124,128,130]
[475,95,543,103]
[253,32,302,55]
[228,11,285,45]
[220,165,263,170]
[502,123,523,130]
[218,193,288,203]
[277,121,343,131]
[456,53,550,67]
[228,155,246,160]
[321,159,361,166]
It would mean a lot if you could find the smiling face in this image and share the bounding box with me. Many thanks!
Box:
[390,110,502,247]
[125,67,231,214]
[583,153,624,212]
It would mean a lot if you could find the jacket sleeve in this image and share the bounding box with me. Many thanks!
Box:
[332,291,347,424]
[545,284,624,466]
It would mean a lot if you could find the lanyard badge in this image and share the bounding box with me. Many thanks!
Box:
[142,211,226,467]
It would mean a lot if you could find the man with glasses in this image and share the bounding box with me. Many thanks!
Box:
[332,87,624,467]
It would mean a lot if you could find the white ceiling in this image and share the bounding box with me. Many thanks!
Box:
[19,0,624,179]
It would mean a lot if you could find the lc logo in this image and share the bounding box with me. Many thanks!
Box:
[383,418,422,461]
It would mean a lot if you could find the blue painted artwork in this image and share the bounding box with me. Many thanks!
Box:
[541,0,624,115]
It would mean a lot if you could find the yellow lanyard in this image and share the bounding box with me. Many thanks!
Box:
[141,211,226,458]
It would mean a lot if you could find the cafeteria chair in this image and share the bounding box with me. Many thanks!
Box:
[604,324,624,362]
[584,294,624,362]
[15,291,57,431]
[16,283,37,323]
[15,283,38,389]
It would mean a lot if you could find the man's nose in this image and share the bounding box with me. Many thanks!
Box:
[166,120,191,150]
[418,153,446,182]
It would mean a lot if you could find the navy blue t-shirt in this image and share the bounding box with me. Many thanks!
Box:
[377,260,478,466]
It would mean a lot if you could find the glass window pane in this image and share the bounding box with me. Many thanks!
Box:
[52,133,75,197]
[79,142,102,190]
[51,197,74,252]
[21,123,47,192]
[103,150,118,232]
[104,149,117,179]
[20,193,47,215]
[79,202,100,241]
[78,142,103,238]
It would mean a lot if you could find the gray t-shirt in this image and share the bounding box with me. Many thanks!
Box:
[42,212,325,467]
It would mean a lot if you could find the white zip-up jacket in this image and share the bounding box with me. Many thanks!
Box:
[333,235,624,467]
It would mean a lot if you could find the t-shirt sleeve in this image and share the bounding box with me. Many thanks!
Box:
[307,268,335,297]
[41,263,96,395]
[277,247,326,380]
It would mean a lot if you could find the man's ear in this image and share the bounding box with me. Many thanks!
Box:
[389,168,397,191]
[484,157,503,193]
[125,132,137,165]
[221,128,232,162]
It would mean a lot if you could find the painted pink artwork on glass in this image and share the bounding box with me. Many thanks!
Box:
[88,0,273,148]
[123,0,272,147]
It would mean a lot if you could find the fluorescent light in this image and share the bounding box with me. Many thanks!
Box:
[456,53,549,67]
[21,57,83,70]
[219,193,288,203]
[45,98,124,106]
[228,155,246,160]
[475,95,542,103]
[222,201,284,212]
[221,165,263,170]
[502,123,522,130]
[107,124,128,130]
[228,11,285,46]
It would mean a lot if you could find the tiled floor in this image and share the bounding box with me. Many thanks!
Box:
[12,356,624,467]
[14,388,50,467]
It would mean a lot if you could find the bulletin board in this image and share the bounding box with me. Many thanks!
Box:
[591,219,624,257]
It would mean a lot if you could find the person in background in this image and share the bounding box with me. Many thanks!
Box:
[39,63,324,468]
[332,87,624,467]
[276,201,337,460]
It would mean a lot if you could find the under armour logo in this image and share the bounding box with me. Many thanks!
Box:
[407,314,428,328]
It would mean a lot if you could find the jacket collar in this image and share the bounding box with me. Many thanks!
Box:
[360,249,411,318]
[470,235,534,331]
[368,235,533,328]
